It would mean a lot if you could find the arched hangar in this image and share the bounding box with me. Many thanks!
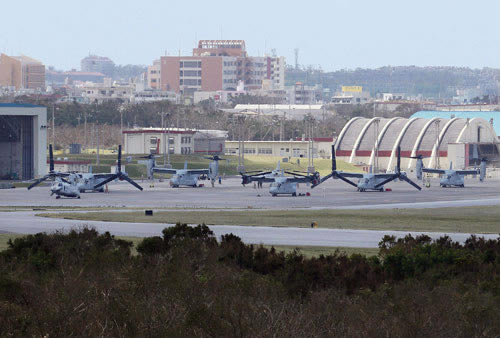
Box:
[334,116,499,171]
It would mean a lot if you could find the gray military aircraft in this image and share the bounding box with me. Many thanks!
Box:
[92,145,143,191]
[413,155,486,188]
[314,145,421,192]
[144,155,224,187]
[27,145,70,190]
[28,145,143,192]
[50,177,81,199]
[241,168,320,196]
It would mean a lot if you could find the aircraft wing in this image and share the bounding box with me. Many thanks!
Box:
[455,170,479,176]
[286,176,315,183]
[92,173,114,179]
[245,176,276,183]
[373,173,399,179]
[152,167,178,174]
[337,171,364,178]
[422,168,446,174]
[186,169,210,175]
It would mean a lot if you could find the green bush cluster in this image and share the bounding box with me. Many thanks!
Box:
[0,224,498,337]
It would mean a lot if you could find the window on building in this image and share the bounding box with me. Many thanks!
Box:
[258,148,273,154]
[169,137,174,144]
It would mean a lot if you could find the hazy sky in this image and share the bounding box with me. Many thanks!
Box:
[1,0,499,71]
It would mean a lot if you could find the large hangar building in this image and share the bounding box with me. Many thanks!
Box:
[0,103,47,180]
[335,116,499,171]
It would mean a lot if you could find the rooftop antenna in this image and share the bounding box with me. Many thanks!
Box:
[294,48,299,70]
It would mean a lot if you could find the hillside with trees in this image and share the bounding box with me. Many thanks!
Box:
[286,66,500,99]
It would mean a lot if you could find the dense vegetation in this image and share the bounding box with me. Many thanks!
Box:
[0,225,498,337]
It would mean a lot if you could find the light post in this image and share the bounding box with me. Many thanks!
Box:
[52,104,55,147]
[96,121,100,165]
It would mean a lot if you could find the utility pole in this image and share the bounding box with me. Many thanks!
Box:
[161,111,166,166]
[96,121,100,165]
[84,111,87,151]
[52,104,55,147]
[167,122,171,168]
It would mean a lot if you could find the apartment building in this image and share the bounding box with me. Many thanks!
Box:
[81,55,115,77]
[0,54,45,91]
[147,59,161,89]
[159,40,285,94]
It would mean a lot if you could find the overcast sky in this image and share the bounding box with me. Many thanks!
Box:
[1,0,499,71]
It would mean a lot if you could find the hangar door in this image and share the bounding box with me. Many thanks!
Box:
[0,115,33,179]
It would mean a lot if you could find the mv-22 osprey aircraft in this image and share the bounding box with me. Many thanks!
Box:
[313,145,421,192]
[240,164,320,196]
[413,155,487,187]
[27,145,143,198]
[142,154,225,187]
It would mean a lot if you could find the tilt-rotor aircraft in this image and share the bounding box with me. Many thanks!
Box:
[49,177,81,199]
[314,145,421,192]
[28,145,143,193]
[144,155,225,187]
[241,168,320,196]
[413,155,486,188]
[244,160,284,179]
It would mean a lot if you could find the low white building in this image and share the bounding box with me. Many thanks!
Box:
[123,127,227,155]
[225,138,333,159]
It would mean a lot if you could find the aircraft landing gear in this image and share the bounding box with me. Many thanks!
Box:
[56,196,61,199]
[272,194,277,197]
[292,192,297,197]
[379,187,384,192]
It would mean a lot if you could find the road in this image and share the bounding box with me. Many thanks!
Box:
[0,211,498,248]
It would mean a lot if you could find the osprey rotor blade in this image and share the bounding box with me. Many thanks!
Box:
[335,173,359,188]
[396,146,401,173]
[117,145,122,172]
[374,175,398,188]
[93,175,118,189]
[400,175,422,190]
[283,170,309,177]
[49,144,54,172]
[312,172,333,188]
[120,174,143,191]
[331,145,337,171]
[27,174,51,190]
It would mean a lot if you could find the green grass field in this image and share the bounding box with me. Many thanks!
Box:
[43,153,361,177]
[39,205,500,234]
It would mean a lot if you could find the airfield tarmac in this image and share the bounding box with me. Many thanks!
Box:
[0,177,499,209]
[0,177,499,248]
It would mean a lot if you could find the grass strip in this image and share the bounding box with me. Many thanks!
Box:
[38,205,500,234]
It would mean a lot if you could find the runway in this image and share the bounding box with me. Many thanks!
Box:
[0,177,498,248]
[0,211,498,248]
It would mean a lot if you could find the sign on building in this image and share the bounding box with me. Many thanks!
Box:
[342,86,363,93]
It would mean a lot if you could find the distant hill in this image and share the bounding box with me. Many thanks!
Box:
[286,66,500,99]
[113,64,147,81]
